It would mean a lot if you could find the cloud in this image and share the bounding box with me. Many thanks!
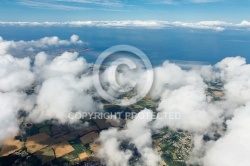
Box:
[18,0,88,10]
[1,20,250,31]
[0,35,96,145]
[1,34,250,166]
[28,74,98,123]
[0,55,34,92]
[149,61,222,133]
[214,56,250,113]
[0,35,83,56]
[97,128,132,166]
[203,103,250,166]
[148,0,176,5]
[148,0,222,5]
[56,0,123,7]
[171,21,225,31]
[98,109,160,166]
[34,51,88,81]
[17,0,123,10]
[0,92,33,143]
[188,56,250,166]
[190,0,221,3]
[154,86,216,132]
[29,50,99,124]
[149,61,206,99]
[240,20,250,26]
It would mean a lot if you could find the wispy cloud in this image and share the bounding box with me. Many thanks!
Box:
[148,0,222,5]
[18,0,88,10]
[17,0,123,10]
[55,0,123,7]
[190,0,222,3]
[149,0,176,5]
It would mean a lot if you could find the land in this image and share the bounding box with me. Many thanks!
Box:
[0,82,223,166]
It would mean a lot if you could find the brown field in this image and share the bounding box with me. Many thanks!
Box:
[26,133,50,153]
[93,119,111,130]
[77,125,98,136]
[51,141,74,158]
[34,146,55,164]
[80,131,99,145]
[89,142,100,153]
[40,137,57,146]
[62,152,78,162]
[78,152,91,161]
[52,131,68,138]
[54,125,99,143]
[27,133,50,142]
[54,131,78,143]
[0,139,23,157]
[213,91,223,97]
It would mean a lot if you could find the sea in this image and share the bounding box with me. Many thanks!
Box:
[1,26,250,66]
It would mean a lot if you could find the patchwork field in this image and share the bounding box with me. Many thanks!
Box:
[26,133,50,153]
[80,131,99,145]
[0,139,24,157]
[52,141,75,158]
[34,146,55,164]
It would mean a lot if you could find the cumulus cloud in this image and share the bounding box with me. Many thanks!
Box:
[0,92,34,143]
[98,128,132,166]
[1,35,250,166]
[34,51,88,81]
[188,56,250,166]
[0,35,83,55]
[0,35,95,145]
[203,103,250,166]
[98,109,160,166]
[213,56,250,113]
[0,55,34,92]
[0,49,35,145]
[28,75,98,123]
[29,48,99,124]
[149,61,206,99]
[154,85,216,132]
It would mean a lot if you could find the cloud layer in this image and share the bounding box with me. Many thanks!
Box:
[1,35,250,166]
[1,20,250,31]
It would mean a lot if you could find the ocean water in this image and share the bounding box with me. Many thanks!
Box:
[1,26,250,65]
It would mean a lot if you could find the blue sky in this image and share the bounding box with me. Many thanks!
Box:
[0,0,250,22]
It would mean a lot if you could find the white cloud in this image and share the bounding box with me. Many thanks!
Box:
[98,128,132,166]
[171,21,225,31]
[28,74,97,123]
[2,34,250,166]
[18,0,88,10]
[56,0,123,7]
[148,0,221,5]
[0,92,34,143]
[0,35,83,56]
[214,56,250,113]
[29,51,98,124]
[34,51,88,81]
[190,0,221,3]
[17,0,123,11]
[154,86,215,132]
[0,55,34,92]
[203,103,250,166]
[98,109,160,166]
[148,0,176,5]
[1,20,250,31]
